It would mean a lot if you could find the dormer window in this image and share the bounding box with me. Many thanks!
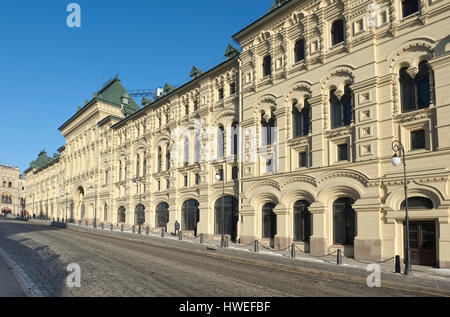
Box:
[331,19,345,46]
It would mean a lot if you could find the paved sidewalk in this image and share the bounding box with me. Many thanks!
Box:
[28,219,450,295]
[0,250,26,297]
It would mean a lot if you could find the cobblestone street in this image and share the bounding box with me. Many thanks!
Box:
[0,219,442,297]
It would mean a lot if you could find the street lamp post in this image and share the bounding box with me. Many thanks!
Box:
[215,170,225,248]
[133,179,143,233]
[392,140,412,276]
[89,185,97,228]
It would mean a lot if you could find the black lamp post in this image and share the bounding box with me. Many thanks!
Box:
[89,185,97,228]
[133,179,143,232]
[215,170,225,248]
[392,140,412,276]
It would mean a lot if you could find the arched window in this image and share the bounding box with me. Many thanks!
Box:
[293,100,311,138]
[214,196,239,241]
[143,158,147,176]
[157,147,162,173]
[401,197,433,209]
[184,138,190,166]
[294,200,312,242]
[166,148,171,170]
[261,114,277,146]
[135,204,145,225]
[182,200,199,232]
[231,122,239,156]
[333,198,356,245]
[262,203,277,240]
[118,206,126,223]
[156,202,169,228]
[217,126,225,159]
[136,154,140,178]
[263,55,272,77]
[331,19,345,46]
[294,39,305,63]
[330,85,353,129]
[400,61,431,113]
[194,136,202,163]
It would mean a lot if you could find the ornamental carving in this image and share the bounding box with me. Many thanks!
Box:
[317,170,369,187]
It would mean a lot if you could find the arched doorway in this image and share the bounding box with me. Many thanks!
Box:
[293,200,312,243]
[135,204,145,225]
[156,202,169,231]
[262,203,277,248]
[333,198,356,246]
[118,206,126,223]
[182,199,200,236]
[402,197,436,267]
[215,196,239,242]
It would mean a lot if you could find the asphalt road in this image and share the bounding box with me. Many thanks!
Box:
[0,219,439,297]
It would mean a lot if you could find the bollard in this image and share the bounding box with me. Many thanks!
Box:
[110,224,113,231]
[395,255,401,274]
[121,224,124,232]
[291,244,296,258]
[101,223,104,230]
[146,227,150,235]
[161,229,165,238]
[200,234,204,244]
[224,236,229,248]
[132,225,135,234]
[254,240,259,253]
[179,231,183,240]
[337,249,342,265]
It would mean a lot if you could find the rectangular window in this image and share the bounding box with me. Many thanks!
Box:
[158,180,161,192]
[232,166,239,180]
[299,152,307,168]
[195,173,200,185]
[219,88,224,100]
[411,129,426,150]
[230,83,236,95]
[8,182,12,188]
[294,39,305,63]
[263,55,272,77]
[184,175,188,187]
[337,144,349,161]
[166,179,170,190]
[402,0,419,18]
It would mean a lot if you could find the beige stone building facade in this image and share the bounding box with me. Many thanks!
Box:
[25,0,450,268]
[1,164,24,215]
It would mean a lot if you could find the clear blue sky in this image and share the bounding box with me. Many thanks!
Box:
[0,0,274,173]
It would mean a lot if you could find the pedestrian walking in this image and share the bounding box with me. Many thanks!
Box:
[174,220,180,236]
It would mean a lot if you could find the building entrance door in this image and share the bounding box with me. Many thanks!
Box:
[407,221,437,267]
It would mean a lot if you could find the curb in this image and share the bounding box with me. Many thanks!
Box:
[24,219,450,296]
[63,223,450,297]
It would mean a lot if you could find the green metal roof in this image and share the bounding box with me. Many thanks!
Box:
[112,54,239,130]
[58,76,140,131]
[28,150,58,171]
